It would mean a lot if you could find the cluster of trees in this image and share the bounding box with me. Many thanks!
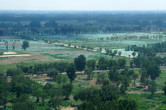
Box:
[0,40,29,51]
[0,71,73,110]
[74,85,137,110]
[126,42,165,96]
[97,57,126,70]
[1,11,166,40]
[126,42,166,57]
[2,52,166,109]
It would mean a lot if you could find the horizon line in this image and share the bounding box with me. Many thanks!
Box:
[0,9,166,12]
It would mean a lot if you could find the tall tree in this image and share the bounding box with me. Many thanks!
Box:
[4,41,8,51]
[48,96,62,110]
[47,68,58,80]
[147,64,161,80]
[132,52,136,57]
[74,55,86,72]
[98,57,108,70]
[62,84,73,100]
[66,64,76,84]
[0,74,9,109]
[12,40,16,50]
[84,68,93,80]
[0,52,4,57]
[86,60,96,70]
[163,82,166,96]
[22,41,29,51]
[118,58,126,69]
[118,51,122,56]
[12,95,36,110]
[140,68,148,87]
[96,73,107,85]
[132,73,138,86]
[150,80,156,97]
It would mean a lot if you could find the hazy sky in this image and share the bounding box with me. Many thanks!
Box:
[0,0,165,11]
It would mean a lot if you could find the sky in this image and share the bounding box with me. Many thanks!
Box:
[0,0,165,11]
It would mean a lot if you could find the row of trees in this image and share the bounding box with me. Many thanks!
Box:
[2,52,166,109]
[74,85,137,110]
[126,41,166,57]
[0,40,29,51]
[1,12,166,40]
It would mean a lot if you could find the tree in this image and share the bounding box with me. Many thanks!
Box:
[118,51,122,56]
[101,85,120,101]
[0,74,9,109]
[150,80,156,97]
[109,67,120,85]
[140,68,148,86]
[98,57,108,70]
[62,84,73,100]
[41,91,47,105]
[86,60,96,70]
[105,48,111,55]
[32,82,42,103]
[113,50,118,55]
[55,74,63,85]
[48,96,62,110]
[147,63,161,80]
[6,68,23,76]
[132,52,136,57]
[29,19,41,28]
[45,20,58,28]
[84,68,93,80]
[11,75,34,98]
[12,40,16,50]
[13,95,36,110]
[66,64,76,84]
[4,41,8,51]
[0,51,3,57]
[119,99,137,110]
[130,61,134,68]
[47,68,58,80]
[62,75,68,85]
[132,73,138,86]
[120,76,130,94]
[74,55,86,72]
[22,41,29,51]
[163,82,166,96]
[74,88,96,101]
[96,73,106,85]
[110,52,115,58]
[43,83,54,96]
[118,58,126,69]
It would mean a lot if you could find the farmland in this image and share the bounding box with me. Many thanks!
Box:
[0,11,166,110]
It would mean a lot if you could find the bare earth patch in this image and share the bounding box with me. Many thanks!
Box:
[61,107,75,110]
[3,52,17,54]
[0,54,31,57]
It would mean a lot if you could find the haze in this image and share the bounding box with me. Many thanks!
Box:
[0,0,165,11]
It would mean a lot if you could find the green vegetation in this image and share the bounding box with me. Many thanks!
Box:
[1,11,166,110]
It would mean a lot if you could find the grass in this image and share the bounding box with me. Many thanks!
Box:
[156,70,166,89]
[43,53,69,60]
[123,94,166,110]
[0,64,16,73]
